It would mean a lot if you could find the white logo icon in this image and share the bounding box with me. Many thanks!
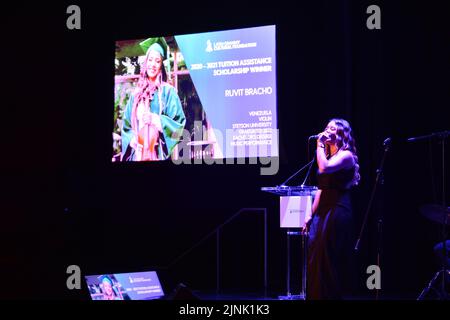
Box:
[206,40,213,52]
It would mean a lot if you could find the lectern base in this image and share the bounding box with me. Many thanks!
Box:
[278,293,306,300]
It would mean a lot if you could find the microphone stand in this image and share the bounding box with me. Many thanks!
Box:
[301,136,317,187]
[300,154,316,187]
[355,138,391,300]
[279,136,317,187]
[279,158,315,187]
[407,131,449,143]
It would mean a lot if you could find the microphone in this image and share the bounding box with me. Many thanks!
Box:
[407,131,449,142]
[383,137,392,146]
[310,133,335,140]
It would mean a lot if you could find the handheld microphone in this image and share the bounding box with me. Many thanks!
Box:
[309,133,335,140]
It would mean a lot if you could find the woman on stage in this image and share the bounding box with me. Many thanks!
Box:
[305,118,360,300]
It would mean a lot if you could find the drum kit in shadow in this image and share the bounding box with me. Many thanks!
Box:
[408,131,449,300]
[417,204,449,299]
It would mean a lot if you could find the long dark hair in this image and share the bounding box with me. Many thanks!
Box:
[131,49,168,132]
[329,118,360,186]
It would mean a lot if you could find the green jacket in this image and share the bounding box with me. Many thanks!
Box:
[121,84,186,161]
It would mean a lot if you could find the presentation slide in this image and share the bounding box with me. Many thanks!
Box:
[113,25,277,162]
[85,271,164,300]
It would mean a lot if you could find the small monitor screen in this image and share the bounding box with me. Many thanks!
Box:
[85,271,164,300]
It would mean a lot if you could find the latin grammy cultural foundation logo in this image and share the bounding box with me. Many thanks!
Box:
[206,40,213,53]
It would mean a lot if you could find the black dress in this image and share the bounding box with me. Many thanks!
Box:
[307,167,356,300]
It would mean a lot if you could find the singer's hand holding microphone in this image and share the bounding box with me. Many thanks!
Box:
[309,132,331,148]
